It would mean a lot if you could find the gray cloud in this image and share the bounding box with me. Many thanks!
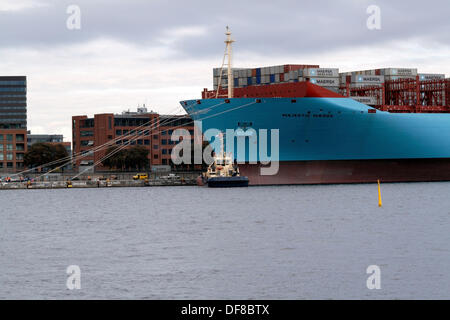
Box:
[0,0,449,57]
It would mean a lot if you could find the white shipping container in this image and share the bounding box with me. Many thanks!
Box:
[364,70,376,75]
[284,72,290,81]
[275,74,280,82]
[351,75,385,84]
[308,77,340,87]
[350,83,382,88]
[303,68,339,78]
[381,68,417,76]
[270,66,275,74]
[351,96,378,105]
[419,73,445,81]
[385,75,416,81]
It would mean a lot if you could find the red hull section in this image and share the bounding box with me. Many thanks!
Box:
[202,81,343,99]
[239,159,450,185]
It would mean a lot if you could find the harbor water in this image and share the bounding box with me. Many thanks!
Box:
[0,182,449,299]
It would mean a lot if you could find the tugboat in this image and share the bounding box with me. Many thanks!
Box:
[197,152,249,188]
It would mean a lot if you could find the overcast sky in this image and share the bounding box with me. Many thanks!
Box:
[1,0,449,141]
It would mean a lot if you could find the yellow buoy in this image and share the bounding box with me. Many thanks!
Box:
[377,179,382,207]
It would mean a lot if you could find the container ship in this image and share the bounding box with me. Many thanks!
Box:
[180,28,450,185]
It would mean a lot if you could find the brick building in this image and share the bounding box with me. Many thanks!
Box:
[72,108,197,172]
[0,76,27,172]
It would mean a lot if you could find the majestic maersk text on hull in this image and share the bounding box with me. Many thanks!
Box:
[181,95,450,185]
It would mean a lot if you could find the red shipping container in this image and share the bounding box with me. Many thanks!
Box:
[251,69,257,77]
[280,73,284,82]
[284,64,320,72]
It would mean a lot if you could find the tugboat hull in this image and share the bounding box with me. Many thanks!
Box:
[207,176,249,188]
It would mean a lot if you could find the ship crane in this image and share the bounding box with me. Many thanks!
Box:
[216,26,235,99]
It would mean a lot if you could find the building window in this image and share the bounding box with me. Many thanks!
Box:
[6,144,13,151]
[130,140,136,145]
[16,144,24,151]
[6,134,13,141]
[162,139,167,145]
[108,117,112,129]
[16,134,24,142]
[16,153,24,160]
[0,153,3,160]
[116,129,122,135]
[144,130,150,136]
[6,153,13,161]
[80,131,94,137]
[0,145,3,151]
[0,134,3,141]
[161,130,166,136]
[137,140,143,145]
[162,159,167,165]
[144,140,150,145]
[162,149,167,155]
[153,145,158,149]
[0,162,2,168]
[81,140,94,146]
[16,162,24,169]
[153,135,158,139]
[153,154,158,159]
[7,162,13,168]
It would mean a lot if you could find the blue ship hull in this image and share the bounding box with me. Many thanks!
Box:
[181,97,450,184]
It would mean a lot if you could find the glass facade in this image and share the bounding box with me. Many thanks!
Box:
[0,76,27,130]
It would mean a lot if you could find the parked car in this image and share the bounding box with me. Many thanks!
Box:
[160,173,181,180]
[133,173,148,180]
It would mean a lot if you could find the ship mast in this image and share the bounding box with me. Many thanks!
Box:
[225,26,234,98]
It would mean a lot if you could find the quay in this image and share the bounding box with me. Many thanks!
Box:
[0,178,197,190]
[0,172,199,190]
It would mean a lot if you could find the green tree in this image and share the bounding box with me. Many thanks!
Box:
[24,143,69,170]
[102,146,149,171]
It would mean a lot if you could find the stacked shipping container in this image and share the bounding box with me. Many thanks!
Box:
[207,65,449,111]
[213,64,320,90]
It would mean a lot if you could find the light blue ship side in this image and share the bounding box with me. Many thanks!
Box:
[180,97,450,161]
